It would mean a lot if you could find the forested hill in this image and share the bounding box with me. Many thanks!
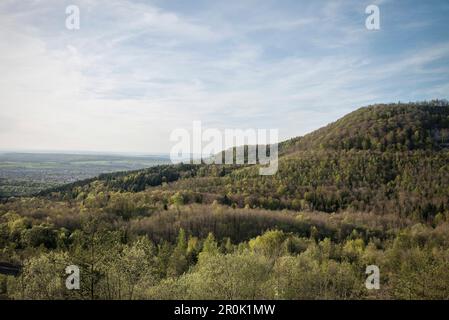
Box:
[280,100,449,154]
[38,101,449,219]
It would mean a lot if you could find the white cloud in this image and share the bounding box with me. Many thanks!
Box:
[0,0,448,153]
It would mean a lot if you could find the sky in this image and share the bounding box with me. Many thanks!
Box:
[0,0,448,154]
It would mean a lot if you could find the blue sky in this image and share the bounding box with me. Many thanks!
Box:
[0,0,448,153]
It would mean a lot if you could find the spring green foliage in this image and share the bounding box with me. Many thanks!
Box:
[282,100,449,153]
[38,102,449,219]
[2,215,449,299]
[1,101,449,299]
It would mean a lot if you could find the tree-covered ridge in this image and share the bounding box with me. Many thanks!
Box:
[33,102,449,222]
[38,164,198,196]
[41,149,449,221]
[38,163,245,199]
[37,163,218,198]
[39,101,449,200]
[181,150,449,218]
[283,100,449,153]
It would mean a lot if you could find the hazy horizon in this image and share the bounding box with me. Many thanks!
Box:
[0,148,171,157]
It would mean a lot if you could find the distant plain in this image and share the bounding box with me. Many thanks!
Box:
[0,152,171,197]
